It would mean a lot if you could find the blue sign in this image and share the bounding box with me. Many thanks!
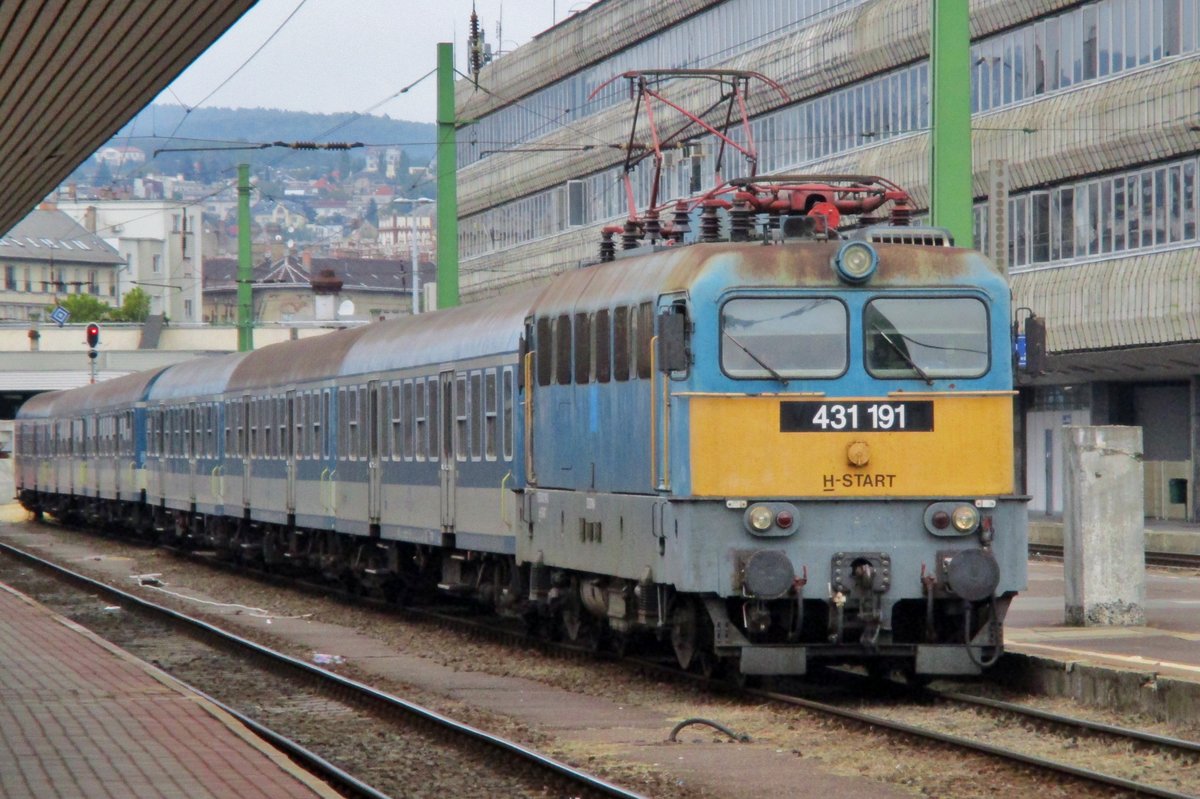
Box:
[50,306,70,327]
[1015,334,1027,369]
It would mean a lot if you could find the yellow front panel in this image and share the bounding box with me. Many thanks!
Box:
[688,394,1014,497]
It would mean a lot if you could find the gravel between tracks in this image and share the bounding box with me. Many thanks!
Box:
[3,513,1196,798]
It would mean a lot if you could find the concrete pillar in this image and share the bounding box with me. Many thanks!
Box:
[1063,426,1145,626]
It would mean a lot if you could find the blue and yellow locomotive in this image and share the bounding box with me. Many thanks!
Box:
[14,175,1027,678]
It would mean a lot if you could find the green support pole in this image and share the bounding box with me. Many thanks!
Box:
[436,41,459,309]
[930,0,974,248]
[237,163,254,351]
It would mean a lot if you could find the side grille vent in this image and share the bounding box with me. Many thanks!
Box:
[865,226,954,247]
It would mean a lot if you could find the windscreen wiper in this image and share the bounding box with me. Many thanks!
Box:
[723,330,788,386]
[874,326,933,385]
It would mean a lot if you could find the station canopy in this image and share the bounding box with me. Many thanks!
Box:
[0,0,257,235]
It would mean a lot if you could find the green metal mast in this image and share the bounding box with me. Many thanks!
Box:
[236,163,254,351]
[930,0,974,247]
[436,41,459,309]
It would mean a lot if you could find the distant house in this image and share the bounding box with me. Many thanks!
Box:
[377,203,436,260]
[94,146,146,168]
[251,200,308,232]
[203,252,435,323]
[0,205,125,322]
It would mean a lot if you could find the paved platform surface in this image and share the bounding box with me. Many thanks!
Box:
[0,582,340,799]
[1007,558,1200,683]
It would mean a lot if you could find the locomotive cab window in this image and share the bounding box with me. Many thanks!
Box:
[720,297,848,379]
[864,298,989,379]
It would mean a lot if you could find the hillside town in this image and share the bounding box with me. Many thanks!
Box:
[0,141,437,326]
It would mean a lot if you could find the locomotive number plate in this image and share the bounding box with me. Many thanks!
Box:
[779,400,934,432]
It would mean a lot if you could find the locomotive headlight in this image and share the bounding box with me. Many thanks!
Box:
[748,505,773,531]
[832,241,878,284]
[951,504,980,532]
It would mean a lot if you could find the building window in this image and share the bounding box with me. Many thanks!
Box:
[152,254,162,274]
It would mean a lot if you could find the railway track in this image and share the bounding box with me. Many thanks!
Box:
[7,522,1199,798]
[758,675,1200,799]
[0,540,645,799]
[1030,542,1200,570]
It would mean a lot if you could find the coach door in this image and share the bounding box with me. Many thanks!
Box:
[241,396,252,509]
[285,390,297,515]
[438,370,456,531]
[367,380,382,523]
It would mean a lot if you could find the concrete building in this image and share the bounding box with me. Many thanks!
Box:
[203,252,435,323]
[54,199,204,325]
[377,202,436,261]
[0,207,125,322]
[454,0,1200,520]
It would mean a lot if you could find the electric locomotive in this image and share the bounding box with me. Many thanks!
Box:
[13,175,1027,679]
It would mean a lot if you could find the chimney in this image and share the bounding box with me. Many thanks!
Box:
[84,206,97,232]
[301,250,312,270]
[38,201,56,211]
[68,182,77,201]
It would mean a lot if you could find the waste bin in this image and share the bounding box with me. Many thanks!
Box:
[1168,478,1187,505]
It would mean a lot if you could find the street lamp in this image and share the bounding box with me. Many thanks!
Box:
[392,198,434,315]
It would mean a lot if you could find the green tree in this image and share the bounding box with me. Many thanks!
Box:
[111,287,151,322]
[49,294,113,322]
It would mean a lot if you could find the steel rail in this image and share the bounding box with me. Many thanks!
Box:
[1030,543,1200,570]
[929,688,1200,755]
[753,685,1197,799]
[0,540,646,799]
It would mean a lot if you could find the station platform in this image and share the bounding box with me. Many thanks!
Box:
[1004,552,1200,724]
[0,582,340,799]
[1028,514,1200,558]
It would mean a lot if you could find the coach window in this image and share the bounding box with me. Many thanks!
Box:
[503,367,515,460]
[864,298,989,379]
[613,306,630,381]
[574,312,591,383]
[484,370,498,460]
[594,309,612,383]
[536,317,553,387]
[266,398,278,458]
[427,377,440,462]
[414,380,427,461]
[636,302,654,379]
[402,381,415,460]
[468,372,481,460]
[337,389,348,460]
[455,374,468,461]
[555,314,572,385]
[321,390,331,459]
[721,297,848,379]
[279,397,289,459]
[388,384,401,461]
[349,388,362,461]
[293,396,304,460]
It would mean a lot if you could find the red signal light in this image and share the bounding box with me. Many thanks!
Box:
[85,323,100,348]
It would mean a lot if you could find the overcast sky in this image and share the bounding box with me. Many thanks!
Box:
[155,0,594,126]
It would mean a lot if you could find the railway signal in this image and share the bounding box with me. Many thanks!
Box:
[86,323,100,383]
